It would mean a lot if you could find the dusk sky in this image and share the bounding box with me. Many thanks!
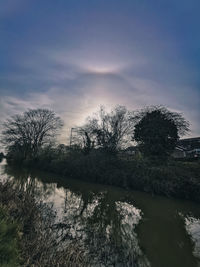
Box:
[1,0,200,144]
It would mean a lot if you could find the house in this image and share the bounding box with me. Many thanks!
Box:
[124,146,138,155]
[172,146,186,159]
[187,148,200,159]
[178,137,200,150]
[174,137,200,159]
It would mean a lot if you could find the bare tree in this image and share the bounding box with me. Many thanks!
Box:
[77,106,134,153]
[1,109,63,158]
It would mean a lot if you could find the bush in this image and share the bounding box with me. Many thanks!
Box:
[0,207,19,267]
[0,181,88,266]
[5,145,200,202]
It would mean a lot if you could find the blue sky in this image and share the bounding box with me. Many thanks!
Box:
[0,0,200,143]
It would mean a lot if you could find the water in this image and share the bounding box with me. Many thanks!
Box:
[1,159,200,267]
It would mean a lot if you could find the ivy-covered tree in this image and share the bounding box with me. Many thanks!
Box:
[133,106,189,158]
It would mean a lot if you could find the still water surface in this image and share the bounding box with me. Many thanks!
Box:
[1,159,200,267]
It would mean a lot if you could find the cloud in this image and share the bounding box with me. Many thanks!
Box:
[0,0,29,18]
[0,0,200,142]
[1,40,200,141]
[1,66,199,146]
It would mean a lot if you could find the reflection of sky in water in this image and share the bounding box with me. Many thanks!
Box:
[116,202,150,267]
[1,160,200,267]
[185,217,200,262]
[16,177,150,266]
[0,159,8,182]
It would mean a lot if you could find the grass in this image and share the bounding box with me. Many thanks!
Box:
[0,181,89,267]
[6,147,200,202]
[0,207,19,267]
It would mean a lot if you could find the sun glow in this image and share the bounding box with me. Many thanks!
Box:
[85,63,122,74]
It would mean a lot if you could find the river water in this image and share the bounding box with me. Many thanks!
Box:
[1,159,200,267]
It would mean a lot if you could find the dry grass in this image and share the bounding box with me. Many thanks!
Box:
[0,181,89,267]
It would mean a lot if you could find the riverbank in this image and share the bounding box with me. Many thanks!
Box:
[7,148,200,202]
[0,205,19,267]
[2,161,200,267]
[0,181,87,267]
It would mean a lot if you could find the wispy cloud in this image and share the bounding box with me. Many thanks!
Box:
[0,0,200,142]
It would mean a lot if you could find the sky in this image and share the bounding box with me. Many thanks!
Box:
[0,0,200,144]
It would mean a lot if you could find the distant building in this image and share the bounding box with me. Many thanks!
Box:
[186,148,200,159]
[124,146,138,155]
[172,146,186,159]
[178,137,200,150]
[172,137,200,159]
[121,137,200,159]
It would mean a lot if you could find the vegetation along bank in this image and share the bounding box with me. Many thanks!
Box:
[1,105,200,202]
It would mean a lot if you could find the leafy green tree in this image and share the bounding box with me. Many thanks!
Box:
[133,106,189,158]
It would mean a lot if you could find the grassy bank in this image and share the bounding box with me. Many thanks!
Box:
[7,148,200,202]
[0,181,88,267]
[0,207,19,267]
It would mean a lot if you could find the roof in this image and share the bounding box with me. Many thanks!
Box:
[179,137,200,142]
[175,146,186,151]
[125,146,138,151]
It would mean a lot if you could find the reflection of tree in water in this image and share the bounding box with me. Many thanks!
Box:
[83,192,150,266]
[3,165,150,266]
[60,189,150,267]
[3,165,60,202]
[3,164,200,266]
[84,192,123,265]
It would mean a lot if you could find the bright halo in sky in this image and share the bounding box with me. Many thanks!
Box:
[85,63,123,74]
